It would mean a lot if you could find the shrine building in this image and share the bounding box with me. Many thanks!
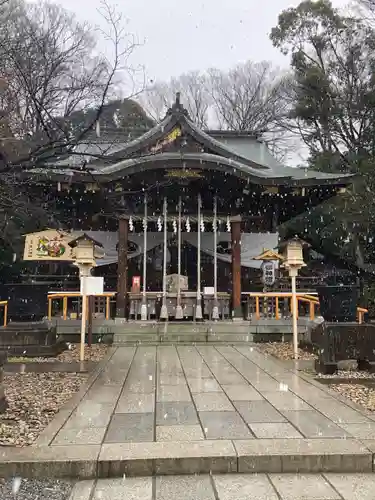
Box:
[19,93,354,323]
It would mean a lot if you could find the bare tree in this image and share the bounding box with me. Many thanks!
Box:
[0,0,143,244]
[140,61,293,159]
[207,61,290,134]
[140,71,210,127]
[358,0,375,17]
[0,0,142,170]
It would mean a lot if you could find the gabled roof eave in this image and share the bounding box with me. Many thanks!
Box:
[23,152,356,188]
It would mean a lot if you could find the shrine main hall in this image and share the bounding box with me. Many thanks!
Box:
[24,94,353,323]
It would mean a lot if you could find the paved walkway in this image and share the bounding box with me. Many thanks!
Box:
[50,345,375,445]
[4,345,375,477]
[69,473,375,500]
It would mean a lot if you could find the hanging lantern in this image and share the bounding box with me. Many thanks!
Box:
[200,217,205,232]
[173,218,177,234]
[185,217,191,232]
[129,216,134,232]
[157,216,162,232]
[142,217,147,231]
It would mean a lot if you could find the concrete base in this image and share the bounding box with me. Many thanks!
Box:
[0,438,371,478]
[52,319,309,345]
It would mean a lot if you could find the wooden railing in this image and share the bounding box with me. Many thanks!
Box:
[0,300,8,327]
[357,307,368,324]
[244,292,318,321]
[245,292,367,323]
[47,292,116,321]
[47,290,369,323]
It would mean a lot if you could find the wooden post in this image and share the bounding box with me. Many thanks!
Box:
[116,217,129,318]
[275,297,279,320]
[310,301,315,321]
[255,296,260,320]
[231,216,242,319]
[63,296,68,320]
[80,294,87,362]
[87,296,94,347]
[105,296,110,320]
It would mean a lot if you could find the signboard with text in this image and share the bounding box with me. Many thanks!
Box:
[23,229,74,261]
[262,261,276,286]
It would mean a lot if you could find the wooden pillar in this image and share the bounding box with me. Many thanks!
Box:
[116,217,129,318]
[87,296,94,347]
[272,201,279,232]
[231,215,242,319]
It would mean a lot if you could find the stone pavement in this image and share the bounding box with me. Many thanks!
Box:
[3,344,375,477]
[69,473,375,500]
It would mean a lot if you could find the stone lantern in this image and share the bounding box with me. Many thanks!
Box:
[68,233,104,269]
[68,233,104,361]
[281,238,307,269]
[279,238,308,360]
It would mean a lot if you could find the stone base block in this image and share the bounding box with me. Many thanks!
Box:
[358,360,375,373]
[314,360,337,375]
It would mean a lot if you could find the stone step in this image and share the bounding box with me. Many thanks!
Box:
[112,321,307,346]
[0,438,372,478]
[1,323,50,331]
[113,330,307,345]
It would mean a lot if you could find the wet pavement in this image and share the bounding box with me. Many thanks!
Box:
[46,345,375,446]
[9,344,371,477]
[69,473,375,500]
[4,361,97,373]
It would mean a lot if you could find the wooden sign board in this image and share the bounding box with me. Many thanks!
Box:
[23,229,74,261]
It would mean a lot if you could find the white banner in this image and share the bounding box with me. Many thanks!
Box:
[182,232,279,269]
[74,231,279,269]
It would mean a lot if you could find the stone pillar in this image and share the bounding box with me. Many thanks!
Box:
[116,217,129,318]
[231,216,242,319]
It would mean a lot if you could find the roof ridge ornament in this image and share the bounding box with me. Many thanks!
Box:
[166,92,189,118]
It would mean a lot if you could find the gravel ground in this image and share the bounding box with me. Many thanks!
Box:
[256,341,317,361]
[56,343,109,363]
[317,370,375,379]
[9,343,109,363]
[0,372,87,446]
[255,343,375,413]
[316,370,375,412]
[329,383,375,412]
[0,478,73,500]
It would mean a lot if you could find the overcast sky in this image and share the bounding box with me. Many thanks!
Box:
[57,0,349,84]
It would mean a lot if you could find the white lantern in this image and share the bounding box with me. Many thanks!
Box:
[283,238,305,268]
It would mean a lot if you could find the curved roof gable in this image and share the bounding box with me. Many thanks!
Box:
[107,93,268,170]
[26,93,356,189]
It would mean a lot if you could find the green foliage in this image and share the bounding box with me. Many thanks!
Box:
[271,0,375,270]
